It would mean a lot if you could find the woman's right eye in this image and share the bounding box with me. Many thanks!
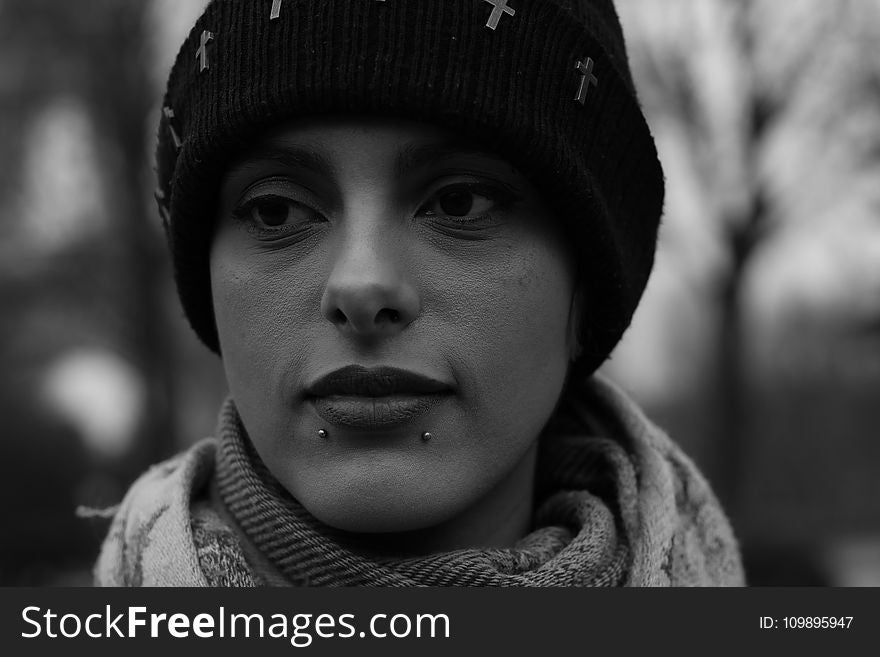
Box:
[233,194,325,233]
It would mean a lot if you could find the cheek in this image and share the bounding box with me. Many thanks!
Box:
[435,237,575,431]
[209,236,321,412]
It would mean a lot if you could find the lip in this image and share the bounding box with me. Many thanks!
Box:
[305,365,453,429]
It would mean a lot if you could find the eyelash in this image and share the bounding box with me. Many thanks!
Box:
[231,178,327,240]
[416,182,519,230]
[233,195,321,224]
[230,179,520,239]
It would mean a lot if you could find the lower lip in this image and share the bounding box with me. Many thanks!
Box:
[310,394,448,429]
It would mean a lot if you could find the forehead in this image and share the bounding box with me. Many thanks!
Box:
[226,116,522,181]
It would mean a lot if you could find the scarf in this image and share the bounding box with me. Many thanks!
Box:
[95,376,744,587]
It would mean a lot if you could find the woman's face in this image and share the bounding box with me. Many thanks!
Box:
[211,117,578,535]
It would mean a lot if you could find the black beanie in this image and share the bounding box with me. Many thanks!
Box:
[156,0,664,373]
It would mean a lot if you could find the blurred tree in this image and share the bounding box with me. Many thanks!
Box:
[615,0,880,526]
[79,0,179,473]
[0,0,177,580]
[1,0,175,471]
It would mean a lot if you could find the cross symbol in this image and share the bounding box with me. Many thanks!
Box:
[196,30,214,73]
[154,189,172,228]
[162,106,182,151]
[483,0,516,31]
[575,58,598,105]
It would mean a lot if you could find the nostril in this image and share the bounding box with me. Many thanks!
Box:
[377,308,400,324]
[331,308,347,325]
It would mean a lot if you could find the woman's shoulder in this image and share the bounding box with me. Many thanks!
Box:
[93,439,218,587]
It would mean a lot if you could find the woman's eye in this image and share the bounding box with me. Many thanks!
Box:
[253,198,295,226]
[424,186,499,219]
[235,195,323,231]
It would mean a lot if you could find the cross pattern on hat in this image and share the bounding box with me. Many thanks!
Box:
[268,2,515,31]
[162,106,183,151]
[483,0,516,30]
[196,30,214,73]
[154,189,172,228]
[197,3,612,117]
[575,58,598,104]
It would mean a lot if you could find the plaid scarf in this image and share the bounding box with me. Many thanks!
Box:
[95,377,744,587]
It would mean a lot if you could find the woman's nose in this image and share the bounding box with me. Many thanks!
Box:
[320,232,421,339]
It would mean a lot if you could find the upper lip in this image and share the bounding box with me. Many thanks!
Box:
[305,365,453,398]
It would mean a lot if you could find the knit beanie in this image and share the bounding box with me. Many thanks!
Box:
[155,0,664,373]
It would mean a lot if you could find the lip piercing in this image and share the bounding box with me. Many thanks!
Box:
[319,428,431,440]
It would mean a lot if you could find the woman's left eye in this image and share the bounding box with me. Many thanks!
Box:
[420,185,503,221]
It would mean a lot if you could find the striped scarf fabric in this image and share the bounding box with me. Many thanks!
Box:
[95,376,745,587]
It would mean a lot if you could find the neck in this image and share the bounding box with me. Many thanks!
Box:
[345,442,539,557]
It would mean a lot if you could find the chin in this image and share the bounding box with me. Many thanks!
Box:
[294,474,467,535]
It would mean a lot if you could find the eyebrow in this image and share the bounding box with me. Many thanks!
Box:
[228,140,513,181]
[228,145,337,180]
[394,142,513,177]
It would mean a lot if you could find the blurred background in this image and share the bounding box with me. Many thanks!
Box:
[0,0,878,586]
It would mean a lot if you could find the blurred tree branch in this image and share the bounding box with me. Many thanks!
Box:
[618,0,880,519]
[0,0,177,473]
